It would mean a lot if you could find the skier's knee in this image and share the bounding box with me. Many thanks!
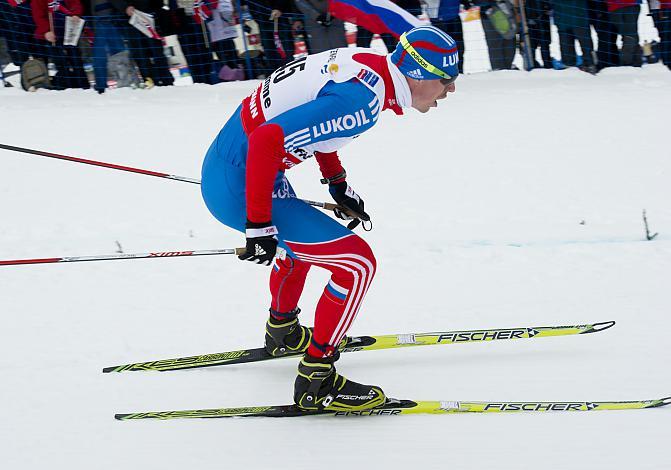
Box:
[351,235,377,275]
[340,235,377,283]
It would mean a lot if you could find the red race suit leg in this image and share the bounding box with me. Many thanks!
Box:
[280,235,377,358]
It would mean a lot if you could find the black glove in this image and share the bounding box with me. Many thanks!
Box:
[329,181,370,230]
[315,13,331,27]
[238,221,278,266]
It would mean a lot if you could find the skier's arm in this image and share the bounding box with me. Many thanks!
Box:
[315,151,346,185]
[245,79,378,225]
[245,123,286,224]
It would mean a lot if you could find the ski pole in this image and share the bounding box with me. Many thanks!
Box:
[0,143,344,213]
[0,247,287,267]
[0,143,200,184]
[300,198,339,212]
[517,0,534,71]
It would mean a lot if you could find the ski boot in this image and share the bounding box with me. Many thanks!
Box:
[294,353,386,411]
[264,308,312,357]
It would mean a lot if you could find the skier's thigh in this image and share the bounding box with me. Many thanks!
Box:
[272,196,352,249]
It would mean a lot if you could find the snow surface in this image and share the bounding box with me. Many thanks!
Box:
[1,65,670,470]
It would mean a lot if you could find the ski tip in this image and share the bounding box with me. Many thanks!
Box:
[114,414,127,420]
[586,320,616,333]
[659,397,671,407]
[102,366,118,373]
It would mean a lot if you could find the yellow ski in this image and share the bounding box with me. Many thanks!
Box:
[115,396,670,420]
[104,321,615,373]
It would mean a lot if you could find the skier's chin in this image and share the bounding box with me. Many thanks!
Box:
[422,102,438,113]
[412,101,436,113]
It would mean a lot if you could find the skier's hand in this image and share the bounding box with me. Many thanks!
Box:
[329,182,370,230]
[45,31,56,43]
[238,221,278,266]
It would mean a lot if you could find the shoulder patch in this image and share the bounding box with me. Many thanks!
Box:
[356,69,380,88]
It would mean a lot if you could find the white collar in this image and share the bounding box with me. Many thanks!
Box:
[386,55,412,109]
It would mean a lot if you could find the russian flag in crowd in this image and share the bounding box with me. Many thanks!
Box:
[329,0,424,38]
[193,0,217,25]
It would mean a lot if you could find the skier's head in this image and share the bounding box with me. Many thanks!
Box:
[391,25,459,82]
[390,25,459,113]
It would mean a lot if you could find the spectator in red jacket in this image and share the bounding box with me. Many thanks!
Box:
[30,0,90,88]
[606,0,642,66]
[1,0,40,67]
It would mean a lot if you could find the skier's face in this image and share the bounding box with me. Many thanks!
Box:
[410,79,456,113]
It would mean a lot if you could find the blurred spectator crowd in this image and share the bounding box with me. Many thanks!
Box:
[0,0,669,92]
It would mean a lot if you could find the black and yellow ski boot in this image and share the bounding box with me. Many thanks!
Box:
[264,308,312,357]
[294,353,386,411]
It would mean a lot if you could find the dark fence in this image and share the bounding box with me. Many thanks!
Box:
[0,0,667,92]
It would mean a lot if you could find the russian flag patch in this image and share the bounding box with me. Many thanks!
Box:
[324,279,349,304]
[357,69,380,88]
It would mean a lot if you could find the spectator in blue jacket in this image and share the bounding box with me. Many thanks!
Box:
[552,0,596,72]
[90,0,131,93]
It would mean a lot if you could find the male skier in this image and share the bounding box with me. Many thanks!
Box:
[201,25,459,411]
